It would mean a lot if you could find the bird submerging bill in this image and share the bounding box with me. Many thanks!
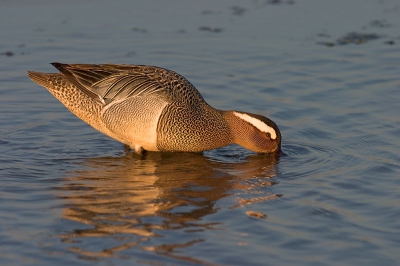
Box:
[27,63,281,155]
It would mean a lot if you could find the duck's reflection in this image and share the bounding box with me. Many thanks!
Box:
[58,149,280,262]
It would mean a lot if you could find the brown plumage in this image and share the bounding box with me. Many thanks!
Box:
[27,63,281,154]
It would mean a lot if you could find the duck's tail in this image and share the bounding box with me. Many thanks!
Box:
[27,71,56,88]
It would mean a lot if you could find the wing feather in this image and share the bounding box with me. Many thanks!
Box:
[51,62,206,106]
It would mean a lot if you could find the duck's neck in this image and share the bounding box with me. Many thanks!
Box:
[222,110,254,146]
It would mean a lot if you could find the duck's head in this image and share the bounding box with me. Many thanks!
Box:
[226,111,281,154]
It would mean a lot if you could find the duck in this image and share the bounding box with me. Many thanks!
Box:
[27,63,281,154]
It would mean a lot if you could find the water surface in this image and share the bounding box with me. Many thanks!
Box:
[1,0,400,265]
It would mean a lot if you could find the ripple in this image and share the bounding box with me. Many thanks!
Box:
[281,142,311,157]
[283,141,340,161]
[204,145,255,163]
[280,141,358,180]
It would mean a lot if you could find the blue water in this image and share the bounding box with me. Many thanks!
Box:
[1,0,400,265]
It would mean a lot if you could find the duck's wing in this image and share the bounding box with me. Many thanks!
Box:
[51,63,206,106]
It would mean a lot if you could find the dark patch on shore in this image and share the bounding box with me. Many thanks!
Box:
[317,18,397,47]
[317,32,397,47]
[231,6,246,16]
[369,19,391,28]
[198,26,223,33]
[267,0,295,5]
[131,27,147,33]
[1,51,14,57]
[337,32,380,45]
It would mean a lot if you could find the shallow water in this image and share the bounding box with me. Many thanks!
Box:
[1,0,400,265]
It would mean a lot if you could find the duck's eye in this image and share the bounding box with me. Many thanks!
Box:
[266,132,271,138]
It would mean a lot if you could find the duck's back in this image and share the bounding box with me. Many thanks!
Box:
[50,63,206,106]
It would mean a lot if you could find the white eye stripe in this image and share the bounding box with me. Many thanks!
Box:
[233,111,277,139]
